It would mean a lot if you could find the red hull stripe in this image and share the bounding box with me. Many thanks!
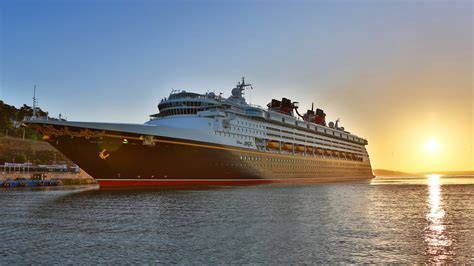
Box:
[97,177,371,187]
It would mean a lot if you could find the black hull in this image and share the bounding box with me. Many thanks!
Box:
[26,123,374,186]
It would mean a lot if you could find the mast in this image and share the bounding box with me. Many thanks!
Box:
[229,77,253,104]
[32,85,38,118]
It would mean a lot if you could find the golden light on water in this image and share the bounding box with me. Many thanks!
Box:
[424,174,453,262]
[427,174,444,229]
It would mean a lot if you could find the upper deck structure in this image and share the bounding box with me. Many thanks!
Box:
[24,77,374,187]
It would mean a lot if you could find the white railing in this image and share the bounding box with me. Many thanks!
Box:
[23,116,50,121]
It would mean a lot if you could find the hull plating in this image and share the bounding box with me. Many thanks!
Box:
[27,123,374,187]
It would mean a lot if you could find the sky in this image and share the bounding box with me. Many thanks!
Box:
[0,0,472,172]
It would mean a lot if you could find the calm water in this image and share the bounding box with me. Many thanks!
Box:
[0,175,473,264]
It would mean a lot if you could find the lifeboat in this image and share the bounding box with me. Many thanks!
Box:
[282,143,293,151]
[306,146,314,153]
[296,145,305,152]
[267,141,280,149]
[326,150,333,156]
[334,151,340,157]
[316,148,324,154]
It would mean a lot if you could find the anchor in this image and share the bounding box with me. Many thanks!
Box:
[99,149,110,160]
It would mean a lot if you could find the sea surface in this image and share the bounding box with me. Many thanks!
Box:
[0,175,473,264]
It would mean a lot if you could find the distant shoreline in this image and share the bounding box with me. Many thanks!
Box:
[374,169,474,177]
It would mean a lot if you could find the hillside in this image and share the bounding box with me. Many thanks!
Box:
[0,100,65,164]
[419,171,474,175]
[373,169,474,177]
[373,169,418,176]
[0,100,47,139]
[0,137,71,164]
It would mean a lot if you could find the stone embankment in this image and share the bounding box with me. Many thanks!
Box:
[0,170,96,185]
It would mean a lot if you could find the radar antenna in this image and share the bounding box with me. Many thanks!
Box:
[238,76,252,91]
[231,76,252,98]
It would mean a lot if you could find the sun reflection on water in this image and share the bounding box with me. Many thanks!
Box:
[424,174,454,262]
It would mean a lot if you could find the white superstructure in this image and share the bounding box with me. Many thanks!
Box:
[146,78,370,162]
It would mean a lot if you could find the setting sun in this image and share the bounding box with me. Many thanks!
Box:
[425,138,441,154]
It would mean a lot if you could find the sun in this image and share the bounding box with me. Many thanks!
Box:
[425,138,440,154]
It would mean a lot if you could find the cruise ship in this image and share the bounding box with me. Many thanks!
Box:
[24,78,374,187]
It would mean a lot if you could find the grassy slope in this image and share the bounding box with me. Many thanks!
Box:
[0,136,55,152]
[0,136,70,164]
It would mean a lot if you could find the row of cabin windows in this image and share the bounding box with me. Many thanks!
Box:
[266,113,361,143]
[215,131,253,140]
[159,101,214,110]
[240,154,362,163]
[239,156,357,165]
[265,132,361,153]
[159,108,205,116]
[265,125,362,151]
[236,120,265,129]
[256,131,362,153]
[231,126,265,136]
[213,162,369,174]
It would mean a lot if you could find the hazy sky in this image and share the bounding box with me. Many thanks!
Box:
[0,0,472,172]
